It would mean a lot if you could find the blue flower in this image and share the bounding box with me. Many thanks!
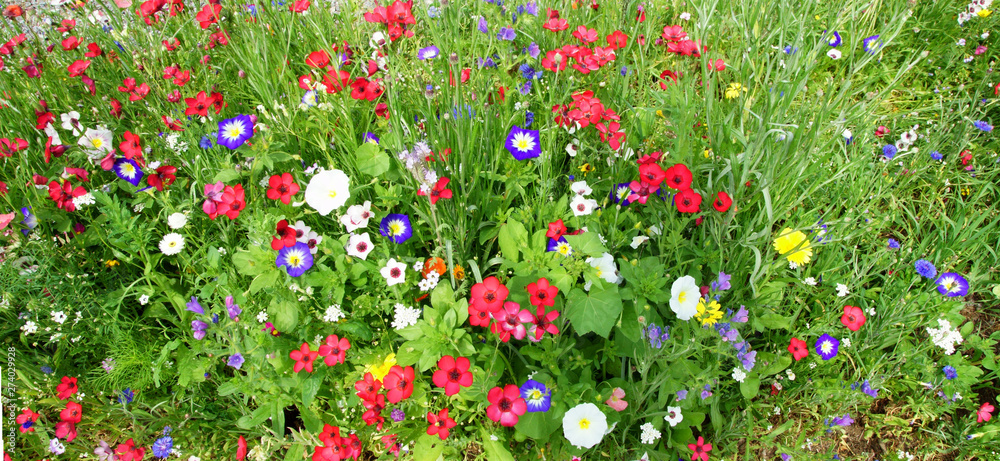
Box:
[301,90,317,108]
[152,435,173,459]
[41,365,53,374]
[519,379,551,412]
[609,182,632,206]
[943,365,957,380]
[192,320,208,340]
[380,214,413,244]
[731,305,748,323]
[276,242,314,277]
[931,151,943,160]
[527,42,540,58]
[519,80,532,95]
[427,5,440,17]
[973,120,993,132]
[645,324,669,348]
[505,125,541,160]
[524,111,534,128]
[186,296,204,314]
[863,35,883,54]
[935,272,969,297]
[228,353,244,370]
[20,206,37,236]
[114,158,144,186]
[887,238,900,249]
[831,414,853,426]
[199,136,213,149]
[783,45,798,54]
[815,334,840,360]
[827,31,842,47]
[478,16,488,34]
[860,379,878,398]
[497,27,516,41]
[418,45,440,60]
[739,350,757,371]
[882,144,897,159]
[363,132,380,144]
[226,296,241,320]
[217,115,254,150]
[119,388,134,404]
[914,259,937,279]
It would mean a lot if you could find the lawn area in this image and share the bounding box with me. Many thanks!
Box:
[1,0,998,460]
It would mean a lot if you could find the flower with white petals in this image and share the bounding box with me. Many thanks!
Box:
[159,233,185,256]
[570,180,592,196]
[305,169,351,216]
[346,233,374,260]
[380,258,408,286]
[570,195,598,216]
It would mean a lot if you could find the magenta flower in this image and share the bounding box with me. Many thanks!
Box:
[492,301,533,341]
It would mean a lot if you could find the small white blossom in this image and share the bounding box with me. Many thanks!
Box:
[836,283,850,297]
[22,320,38,334]
[256,311,269,323]
[391,303,421,330]
[323,305,344,323]
[803,277,817,286]
[732,367,747,383]
[639,422,661,445]
[51,311,67,324]
[138,294,150,305]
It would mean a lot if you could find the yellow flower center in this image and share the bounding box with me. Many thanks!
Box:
[289,255,301,266]
[678,291,687,303]
[328,190,337,198]
[228,127,242,138]
[530,390,542,400]
[389,223,401,234]
[92,138,103,149]
[578,418,590,430]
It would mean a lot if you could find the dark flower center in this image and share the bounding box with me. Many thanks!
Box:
[498,399,512,411]
[484,292,496,302]
[448,370,461,381]
[390,268,401,277]
[356,242,368,252]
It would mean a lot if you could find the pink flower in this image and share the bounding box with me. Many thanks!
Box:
[975,45,987,55]
[605,387,627,411]
[978,401,994,423]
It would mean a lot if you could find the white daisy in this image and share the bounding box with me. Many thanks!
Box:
[159,233,185,256]
[167,212,188,230]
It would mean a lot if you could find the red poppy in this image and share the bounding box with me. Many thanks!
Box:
[266,173,300,204]
[147,165,176,191]
[426,408,457,440]
[289,342,319,373]
[64,167,89,182]
[48,180,84,211]
[661,25,687,42]
[305,50,330,68]
[114,438,145,461]
[383,365,415,403]
[416,177,453,205]
[119,131,142,160]
[526,277,558,307]
[59,401,83,423]
[288,0,310,12]
[688,436,713,461]
[84,42,103,57]
[236,435,247,460]
[354,372,382,402]
[470,276,509,313]
[486,384,527,427]
[54,421,77,442]
[546,219,567,240]
[319,334,351,366]
[674,188,702,213]
[0,137,26,157]
[215,184,246,220]
[271,219,297,250]
[664,163,693,190]
[195,3,221,29]
[788,337,809,361]
[67,59,91,77]
[529,306,560,341]
[712,191,732,212]
[163,37,180,51]
[432,355,473,396]
[61,36,81,51]
[57,19,76,33]
[110,98,123,118]
[468,301,491,327]
[543,17,569,32]
[840,305,866,331]
[606,30,628,49]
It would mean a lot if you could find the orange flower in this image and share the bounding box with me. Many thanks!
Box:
[422,257,446,278]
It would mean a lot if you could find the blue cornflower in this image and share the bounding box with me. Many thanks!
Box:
[152,435,173,459]
[973,120,993,132]
[887,238,900,249]
[914,259,937,278]
[882,144,897,159]
[119,388,134,404]
[524,111,534,128]
[199,136,213,149]
[519,379,551,412]
[943,365,957,380]
[41,365,53,374]
[931,151,943,160]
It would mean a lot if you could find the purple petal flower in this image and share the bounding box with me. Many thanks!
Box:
[739,350,757,371]
[228,353,244,370]
[831,414,854,426]
[217,115,254,150]
[380,214,413,244]
[815,333,840,360]
[226,295,241,320]
[191,320,208,340]
[498,27,516,41]
[478,16,488,34]
[732,305,748,323]
[505,125,541,160]
[417,45,440,60]
[114,158,144,186]
[186,296,204,314]
[935,272,969,297]
[276,242,314,277]
[860,379,878,398]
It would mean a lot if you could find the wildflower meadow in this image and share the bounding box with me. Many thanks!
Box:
[1,0,999,459]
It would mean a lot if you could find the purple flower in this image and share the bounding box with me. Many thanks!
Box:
[217,115,254,150]
[931,151,943,160]
[700,384,713,400]
[645,324,669,348]
[152,435,173,459]
[226,296,241,320]
[887,238,900,249]
[712,271,732,291]
[676,389,688,401]
[860,379,878,398]
[20,206,37,236]
[417,45,440,60]
[914,259,937,278]
[498,27,516,41]
[815,334,840,360]
[973,120,993,132]
[731,305,748,323]
[943,365,957,380]
[186,296,204,314]
[380,214,413,244]
[114,158,144,186]
[505,125,541,160]
[528,42,540,58]
[191,320,208,340]
[739,350,757,371]
[95,441,114,461]
[390,408,405,422]
[525,0,537,15]
[882,144,897,159]
[863,35,883,54]
[118,388,134,404]
[935,272,969,297]
[520,379,552,412]
[827,31,842,47]
[276,242,314,277]
[478,16,488,34]
[831,414,854,426]
[228,353,244,370]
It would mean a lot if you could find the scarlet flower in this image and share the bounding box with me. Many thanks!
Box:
[572,25,599,43]
[59,401,83,423]
[237,435,247,460]
[84,42,103,57]
[61,36,81,51]
[470,276,509,313]
[710,58,726,71]
[674,188,702,213]
[110,98,123,118]
[184,90,212,116]
[171,69,190,86]
[266,173,300,205]
[526,278,558,307]
[67,59,91,77]
[57,19,76,33]
[546,219,568,240]
[271,219,298,250]
[147,166,176,192]
[318,424,343,448]
[664,163,693,190]
[668,39,702,56]
[840,305,866,331]
[426,408,457,440]
[492,301,534,342]
[215,184,246,220]
[49,181,85,212]
[318,334,350,366]
[306,50,330,68]
[529,305,560,341]
[354,372,382,402]
[288,0,310,12]
[978,401,994,423]
[289,342,319,373]
[688,436,713,461]
[350,77,384,101]
[416,177,453,204]
[15,408,39,433]
[468,301,491,327]
[163,37,180,50]
[195,3,221,29]
[382,365,415,403]
[0,137,26,157]
[712,191,732,212]
[64,167,89,182]
[661,25,687,42]
[55,421,77,442]
[486,384,527,427]
[606,30,628,49]
[788,337,809,361]
[119,131,142,160]
[543,18,569,32]
[115,438,146,461]
[432,355,473,396]
[637,163,666,187]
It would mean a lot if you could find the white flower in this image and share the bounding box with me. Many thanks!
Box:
[630,236,649,249]
[836,283,850,297]
[562,403,608,449]
[21,320,37,334]
[679,12,691,20]
[305,169,351,216]
[639,422,661,445]
[570,180,592,196]
[565,140,580,157]
[159,233,185,256]
[323,305,344,323]
[218,247,227,255]
[391,303,421,330]
[380,258,408,286]
[842,337,851,348]
[339,201,374,232]
[370,31,387,48]
[842,129,852,140]
[44,123,62,145]
[669,276,700,320]
[256,311,269,323]
[788,260,799,270]
[72,193,95,209]
[167,212,188,230]
[585,253,620,287]
[418,278,434,291]
[570,195,598,216]
[346,233,374,260]
[786,369,796,381]
[827,49,842,59]
[51,311,67,324]
[733,366,747,383]
[138,295,150,305]
[957,38,967,46]
[78,126,114,160]
[189,457,202,461]
[803,277,817,286]
[60,111,82,135]
[664,406,683,426]
[926,318,964,355]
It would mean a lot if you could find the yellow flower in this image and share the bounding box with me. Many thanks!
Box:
[105,260,120,267]
[977,9,991,17]
[695,299,723,326]
[773,228,813,265]
[453,265,466,281]
[725,83,745,99]
[367,353,397,381]
[578,163,594,176]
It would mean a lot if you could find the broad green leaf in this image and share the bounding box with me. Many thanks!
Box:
[271,300,300,332]
[355,142,390,177]
[498,220,528,263]
[411,434,445,461]
[237,404,271,429]
[565,285,623,338]
[250,270,279,294]
[515,409,562,441]
[300,374,321,409]
[283,444,305,461]
[564,232,607,256]
[482,436,517,461]
[740,377,760,400]
[213,169,241,183]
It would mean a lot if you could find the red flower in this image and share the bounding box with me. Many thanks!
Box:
[526,277,558,307]
[84,42,103,57]
[978,401,994,423]
[15,408,39,433]
[57,19,76,33]
[64,167,90,182]
[147,165,177,192]
[468,301,491,327]
[788,337,809,361]
[215,184,246,220]
[289,0,310,12]
[171,69,190,86]
[426,408,457,440]
[184,91,212,116]
[687,436,713,461]
[67,60,91,78]
[163,37,180,51]
[840,305,866,331]
[271,219,297,250]
[543,18,569,32]
[322,69,351,93]
[674,188,702,213]
[529,306,560,341]
[56,376,79,399]
[55,421,77,442]
[350,77,384,101]
[541,49,568,72]
[874,125,889,138]
[318,334,350,366]
[59,401,83,423]
[712,191,732,212]
[546,219,567,240]
[572,25,598,43]
[661,25,687,42]
[416,177,453,204]
[668,39,702,56]
[289,342,319,373]
[61,36,81,51]
[382,365,415,403]
[606,30,628,49]
[305,50,330,68]
[195,3,222,29]
[110,98,123,118]
[237,435,248,460]
[432,355,473,396]
[0,137,26,157]
[354,372,382,402]
[115,438,146,461]
[318,424,343,448]
[664,163,692,190]
[162,115,185,131]
[710,58,726,71]
[266,173,300,205]
[486,384,527,427]
[120,131,142,160]
[637,163,666,187]
[470,276,509,313]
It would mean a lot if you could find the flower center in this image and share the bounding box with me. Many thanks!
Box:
[356,242,368,252]
[390,268,401,278]
[289,255,301,266]
[678,291,687,303]
[578,418,590,430]
[448,370,461,381]
[498,399,512,411]
[529,390,542,400]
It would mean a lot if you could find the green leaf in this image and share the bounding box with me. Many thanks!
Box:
[565,285,623,338]
[213,169,241,183]
[757,312,792,330]
[740,377,760,400]
[283,444,305,461]
[481,436,517,461]
[301,374,321,409]
[355,142,390,177]
[498,220,528,263]
[515,409,562,441]
[338,320,374,341]
[564,232,608,256]
[411,434,445,461]
[271,300,300,332]
[250,270,280,294]
[218,380,241,396]
[237,404,271,429]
